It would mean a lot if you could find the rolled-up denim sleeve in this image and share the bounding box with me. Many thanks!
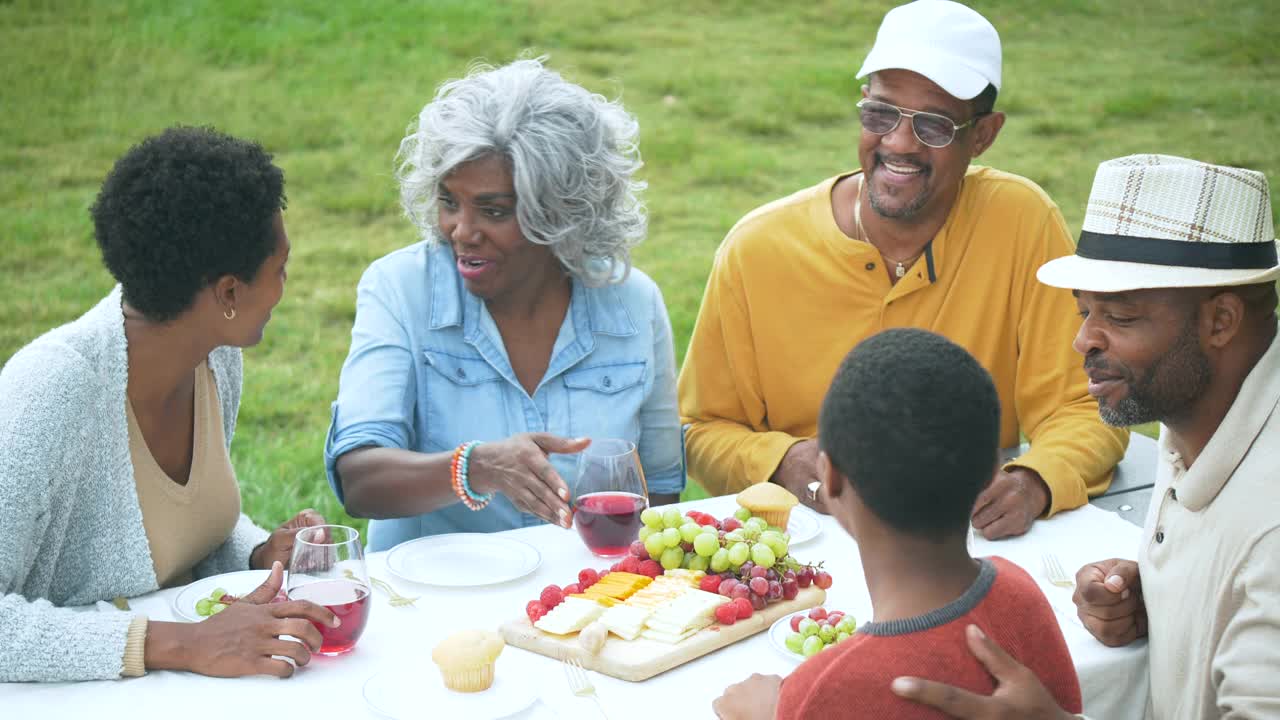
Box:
[638,283,685,496]
[324,265,418,504]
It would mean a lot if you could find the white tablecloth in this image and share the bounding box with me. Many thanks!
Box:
[1,499,1148,719]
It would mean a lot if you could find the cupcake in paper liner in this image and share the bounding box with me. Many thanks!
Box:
[432,629,505,692]
[736,482,800,530]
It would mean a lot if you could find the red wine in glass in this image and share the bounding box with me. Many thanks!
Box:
[287,579,371,655]
[286,525,371,656]
[575,491,646,557]
[573,439,648,557]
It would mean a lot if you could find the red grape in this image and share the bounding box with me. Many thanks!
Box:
[731,584,752,601]
[814,571,834,590]
[767,580,783,601]
[629,541,649,560]
[750,566,769,580]
[680,541,694,553]
[797,568,814,588]
[740,561,756,576]
[749,577,769,596]
[789,614,803,632]
[827,611,845,626]
[750,593,767,611]
[719,578,740,596]
[782,579,799,600]
[808,607,828,621]
[722,517,742,532]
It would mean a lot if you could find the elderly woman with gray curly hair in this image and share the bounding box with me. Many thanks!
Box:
[324,58,684,550]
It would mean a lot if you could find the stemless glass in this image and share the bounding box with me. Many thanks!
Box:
[285,525,371,656]
[573,439,649,557]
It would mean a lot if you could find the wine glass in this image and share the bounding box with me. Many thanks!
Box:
[285,525,371,656]
[573,439,649,557]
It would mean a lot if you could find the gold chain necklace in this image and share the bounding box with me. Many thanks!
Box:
[855,176,923,279]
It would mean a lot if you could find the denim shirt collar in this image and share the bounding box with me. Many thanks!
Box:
[425,245,637,383]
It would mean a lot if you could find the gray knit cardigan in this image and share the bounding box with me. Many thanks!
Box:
[0,287,269,682]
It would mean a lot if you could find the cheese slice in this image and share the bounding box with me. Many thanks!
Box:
[535,597,605,635]
[599,604,654,640]
[640,625,704,644]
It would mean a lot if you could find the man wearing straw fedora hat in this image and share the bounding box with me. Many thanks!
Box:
[679,0,1128,541]
[892,154,1280,719]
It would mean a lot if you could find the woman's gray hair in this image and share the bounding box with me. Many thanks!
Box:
[396,57,646,286]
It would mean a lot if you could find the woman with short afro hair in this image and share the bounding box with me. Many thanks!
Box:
[0,126,335,682]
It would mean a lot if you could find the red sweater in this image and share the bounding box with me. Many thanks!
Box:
[777,557,1082,719]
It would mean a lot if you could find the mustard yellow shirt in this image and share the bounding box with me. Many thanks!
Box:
[678,167,1128,515]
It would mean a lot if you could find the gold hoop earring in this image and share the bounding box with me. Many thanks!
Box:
[223,308,236,321]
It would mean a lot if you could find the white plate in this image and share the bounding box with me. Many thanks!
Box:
[385,533,541,587]
[171,569,278,622]
[363,666,537,720]
[768,611,808,663]
[783,505,822,546]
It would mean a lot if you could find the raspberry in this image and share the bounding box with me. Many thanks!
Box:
[562,583,581,596]
[540,585,565,609]
[699,575,723,594]
[578,568,600,589]
[714,603,738,626]
[526,600,548,623]
[732,597,753,620]
[722,517,742,532]
[637,559,663,578]
[618,556,641,574]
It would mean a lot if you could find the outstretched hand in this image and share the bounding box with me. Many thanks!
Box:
[468,433,591,527]
[891,625,1073,720]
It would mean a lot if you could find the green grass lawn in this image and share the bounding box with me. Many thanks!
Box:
[2,1,1276,534]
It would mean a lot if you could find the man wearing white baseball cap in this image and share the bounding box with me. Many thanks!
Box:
[681,0,1127,543]
[892,155,1280,718]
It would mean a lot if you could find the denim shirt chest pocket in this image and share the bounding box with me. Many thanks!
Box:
[421,348,508,452]
[561,361,647,441]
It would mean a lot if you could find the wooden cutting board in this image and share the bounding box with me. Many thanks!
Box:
[499,586,826,682]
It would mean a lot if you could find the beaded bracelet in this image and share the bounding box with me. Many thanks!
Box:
[450,441,492,511]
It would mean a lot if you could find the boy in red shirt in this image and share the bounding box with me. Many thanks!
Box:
[714,329,1081,719]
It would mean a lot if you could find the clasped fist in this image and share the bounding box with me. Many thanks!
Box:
[1073,558,1146,646]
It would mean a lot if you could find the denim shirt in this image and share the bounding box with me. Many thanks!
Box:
[325,242,684,551]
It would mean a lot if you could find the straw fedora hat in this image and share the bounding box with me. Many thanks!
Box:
[1038,154,1279,292]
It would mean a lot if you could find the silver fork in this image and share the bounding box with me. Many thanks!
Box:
[563,657,610,719]
[1042,553,1074,588]
[344,569,419,607]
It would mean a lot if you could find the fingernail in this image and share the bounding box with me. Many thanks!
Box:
[333,617,342,627]
[891,678,917,694]
[559,488,569,501]
[968,624,986,640]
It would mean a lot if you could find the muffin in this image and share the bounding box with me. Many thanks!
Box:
[736,482,799,530]
[431,629,505,692]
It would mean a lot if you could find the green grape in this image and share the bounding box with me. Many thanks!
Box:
[660,547,685,570]
[836,631,852,643]
[760,531,789,559]
[818,624,837,643]
[785,632,805,654]
[662,508,684,529]
[750,542,776,569]
[836,617,857,634]
[693,533,719,557]
[679,523,703,543]
[638,526,655,542]
[745,517,768,533]
[662,527,682,548]
[733,507,752,522]
[195,598,213,616]
[723,530,746,544]
[801,634,824,657]
[727,542,751,566]
[799,618,819,637]
[699,524,719,535]
[709,547,731,573]
[741,527,760,543]
[209,587,228,600]
[644,532,668,559]
[686,554,710,572]
[210,602,227,614]
[766,525,784,534]
[641,508,663,529]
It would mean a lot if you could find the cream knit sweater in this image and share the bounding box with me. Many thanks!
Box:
[0,287,269,681]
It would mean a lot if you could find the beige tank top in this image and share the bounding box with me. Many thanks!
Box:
[127,361,241,588]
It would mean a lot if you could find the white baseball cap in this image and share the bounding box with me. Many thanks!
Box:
[856,0,1002,101]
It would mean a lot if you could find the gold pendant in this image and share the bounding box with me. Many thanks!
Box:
[895,263,906,278]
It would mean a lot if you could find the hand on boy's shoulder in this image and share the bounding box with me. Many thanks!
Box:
[713,673,782,720]
[971,468,1049,540]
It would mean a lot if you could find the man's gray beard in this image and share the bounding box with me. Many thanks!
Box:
[1098,397,1159,427]
[869,184,930,220]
